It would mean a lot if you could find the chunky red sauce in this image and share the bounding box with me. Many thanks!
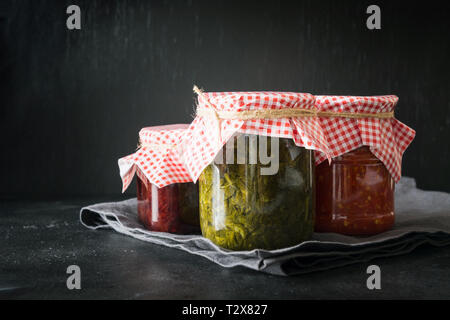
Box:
[315,146,395,235]
[137,176,199,234]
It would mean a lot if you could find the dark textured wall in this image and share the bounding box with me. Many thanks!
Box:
[1,0,449,196]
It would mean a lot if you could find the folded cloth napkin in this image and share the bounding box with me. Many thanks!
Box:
[80,177,450,276]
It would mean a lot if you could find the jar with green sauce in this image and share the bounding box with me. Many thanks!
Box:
[198,133,315,251]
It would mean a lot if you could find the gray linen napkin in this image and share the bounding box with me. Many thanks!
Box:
[80,177,450,276]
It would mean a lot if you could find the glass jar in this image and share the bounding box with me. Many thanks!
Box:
[315,146,395,235]
[137,176,199,234]
[198,134,315,251]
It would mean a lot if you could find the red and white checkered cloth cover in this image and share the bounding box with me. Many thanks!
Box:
[118,124,193,191]
[181,91,330,182]
[314,95,415,182]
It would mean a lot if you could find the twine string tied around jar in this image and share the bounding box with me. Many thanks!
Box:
[193,85,394,128]
[136,140,178,151]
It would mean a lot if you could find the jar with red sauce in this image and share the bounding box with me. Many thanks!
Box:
[315,146,394,235]
[136,173,199,233]
[314,95,416,236]
[118,124,199,234]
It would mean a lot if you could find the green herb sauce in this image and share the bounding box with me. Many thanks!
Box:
[199,134,315,250]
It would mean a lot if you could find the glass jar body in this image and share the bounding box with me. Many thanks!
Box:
[137,177,199,233]
[198,134,315,251]
[315,146,394,235]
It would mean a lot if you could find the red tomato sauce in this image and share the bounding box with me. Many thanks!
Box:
[315,147,395,236]
[137,176,199,234]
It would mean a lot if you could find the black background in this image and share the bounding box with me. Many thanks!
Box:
[1,0,449,197]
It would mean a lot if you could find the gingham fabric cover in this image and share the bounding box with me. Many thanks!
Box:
[181,92,415,183]
[181,91,330,182]
[118,124,192,191]
[314,95,415,182]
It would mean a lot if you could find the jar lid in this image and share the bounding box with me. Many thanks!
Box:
[181,88,328,182]
[118,124,192,191]
[182,87,415,183]
[138,124,188,148]
[314,95,415,182]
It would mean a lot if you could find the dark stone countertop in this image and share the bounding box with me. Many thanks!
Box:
[1,197,450,300]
